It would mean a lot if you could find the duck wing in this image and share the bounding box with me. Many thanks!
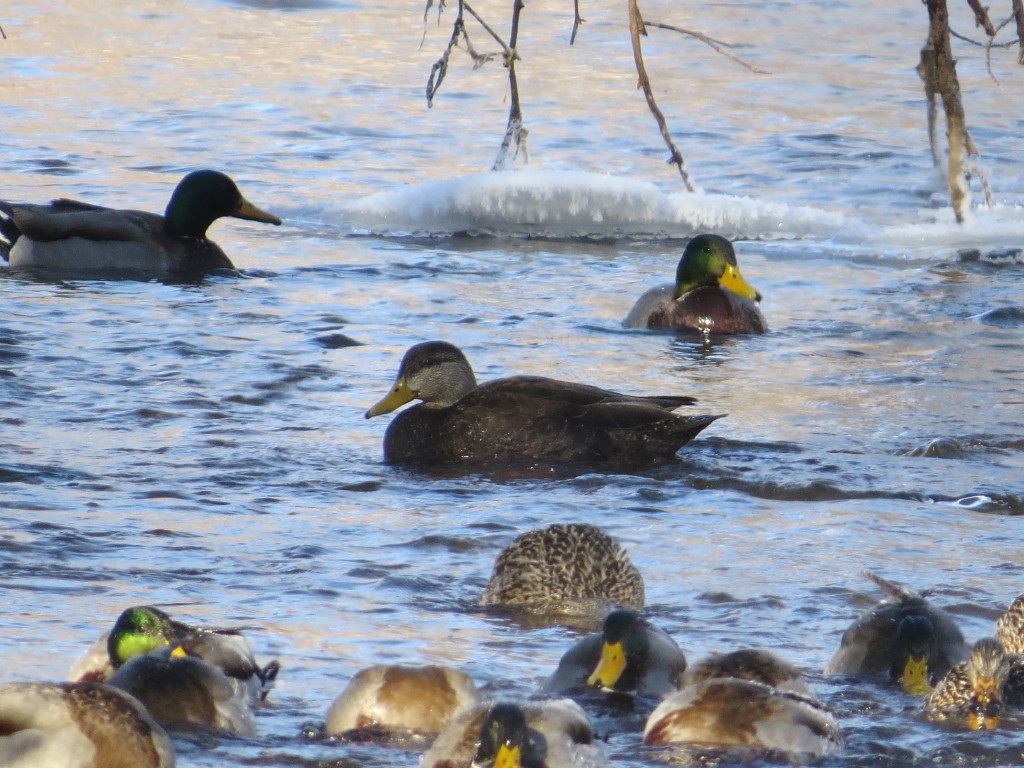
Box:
[452,376,717,465]
[0,199,166,243]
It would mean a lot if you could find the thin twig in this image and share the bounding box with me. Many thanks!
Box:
[949,25,1018,47]
[464,2,514,54]
[426,3,466,107]
[569,0,585,45]
[644,21,771,74]
[628,0,693,190]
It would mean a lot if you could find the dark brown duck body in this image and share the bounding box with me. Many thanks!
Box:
[367,341,722,469]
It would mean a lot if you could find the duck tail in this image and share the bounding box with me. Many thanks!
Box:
[257,659,281,701]
[0,202,20,262]
[861,570,920,601]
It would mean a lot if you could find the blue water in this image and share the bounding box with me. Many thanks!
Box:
[2,0,1024,766]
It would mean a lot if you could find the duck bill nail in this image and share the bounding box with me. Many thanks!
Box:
[235,197,283,226]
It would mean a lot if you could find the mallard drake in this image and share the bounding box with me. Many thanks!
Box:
[0,170,280,275]
[681,648,814,698]
[923,637,1024,729]
[623,234,767,334]
[0,681,175,768]
[365,341,723,468]
[479,523,645,614]
[69,605,279,706]
[420,699,607,768]
[541,609,686,698]
[325,664,481,737]
[107,644,256,737]
[643,678,843,758]
[823,571,969,694]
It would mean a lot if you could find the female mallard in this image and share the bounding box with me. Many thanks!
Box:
[541,609,686,698]
[996,592,1024,655]
[0,681,175,768]
[420,699,607,768]
[923,637,1024,729]
[681,648,814,698]
[70,605,279,706]
[623,234,767,334]
[0,170,280,275]
[823,571,968,694]
[107,644,256,737]
[643,678,843,758]
[325,664,481,737]
[364,341,722,468]
[479,523,645,614]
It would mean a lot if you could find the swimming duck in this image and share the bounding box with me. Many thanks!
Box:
[823,571,969,694]
[996,592,1024,655]
[623,234,767,334]
[365,340,722,468]
[107,644,256,737]
[681,648,815,698]
[0,170,281,275]
[420,699,607,768]
[69,605,279,706]
[541,609,686,698]
[479,523,645,614]
[325,664,481,737]
[0,681,176,768]
[923,637,1024,729]
[643,678,843,758]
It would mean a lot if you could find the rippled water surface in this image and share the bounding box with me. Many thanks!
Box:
[3,0,1024,766]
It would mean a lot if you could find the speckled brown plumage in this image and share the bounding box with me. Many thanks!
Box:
[479,523,645,612]
[924,638,1024,729]
[996,593,1024,655]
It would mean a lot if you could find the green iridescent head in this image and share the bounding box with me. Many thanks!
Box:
[107,605,176,668]
[674,234,762,302]
[163,170,281,238]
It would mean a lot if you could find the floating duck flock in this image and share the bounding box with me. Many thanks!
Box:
[1,179,1022,767]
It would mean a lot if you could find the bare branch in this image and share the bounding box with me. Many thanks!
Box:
[966,0,997,36]
[570,0,585,45]
[493,0,528,170]
[919,0,985,223]
[628,0,694,191]
[643,21,771,74]
[1013,0,1024,64]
